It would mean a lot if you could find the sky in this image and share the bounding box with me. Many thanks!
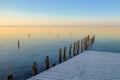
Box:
[0,0,120,27]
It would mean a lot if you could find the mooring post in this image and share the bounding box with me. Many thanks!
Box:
[8,74,13,80]
[90,35,95,44]
[28,33,30,38]
[69,44,72,58]
[85,36,88,50]
[45,56,49,69]
[77,40,80,54]
[32,61,37,76]
[84,37,87,50]
[88,35,90,46]
[52,63,56,67]
[59,48,62,63]
[75,41,78,55]
[93,35,95,43]
[81,40,83,52]
[73,42,76,56]
[18,40,20,49]
[63,47,67,61]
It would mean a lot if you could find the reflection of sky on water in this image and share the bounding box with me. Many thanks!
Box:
[0,27,120,80]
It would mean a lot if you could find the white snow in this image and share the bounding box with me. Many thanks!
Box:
[28,51,120,80]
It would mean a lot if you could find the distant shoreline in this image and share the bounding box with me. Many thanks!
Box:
[0,26,120,28]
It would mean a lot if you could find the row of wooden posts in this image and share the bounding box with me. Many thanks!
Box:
[8,35,95,80]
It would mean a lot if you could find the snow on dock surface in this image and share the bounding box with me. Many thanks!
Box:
[28,51,120,80]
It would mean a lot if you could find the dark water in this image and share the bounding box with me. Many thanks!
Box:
[0,27,120,80]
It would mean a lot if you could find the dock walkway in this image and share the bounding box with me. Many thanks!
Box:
[28,51,120,80]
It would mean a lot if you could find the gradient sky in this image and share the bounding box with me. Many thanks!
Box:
[0,0,120,27]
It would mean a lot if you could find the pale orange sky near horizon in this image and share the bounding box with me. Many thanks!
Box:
[0,16,120,27]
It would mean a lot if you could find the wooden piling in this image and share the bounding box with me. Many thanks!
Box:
[93,35,95,43]
[69,44,72,58]
[90,35,95,45]
[77,40,80,54]
[52,63,56,67]
[84,37,87,50]
[63,47,67,61]
[28,33,30,38]
[18,40,20,49]
[45,56,49,69]
[87,35,90,49]
[81,39,83,52]
[32,62,37,76]
[8,74,13,80]
[73,42,76,56]
[57,34,59,39]
[59,49,62,63]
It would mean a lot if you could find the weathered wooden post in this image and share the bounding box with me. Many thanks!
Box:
[57,34,59,39]
[77,40,80,54]
[52,63,56,67]
[63,47,67,61]
[59,48,62,63]
[45,56,49,69]
[73,42,76,56]
[93,35,95,43]
[8,74,13,80]
[81,39,83,52]
[90,35,95,45]
[28,33,30,38]
[75,41,78,55]
[87,35,90,49]
[69,44,72,58]
[84,37,87,50]
[32,61,37,76]
[85,36,88,50]
[18,40,20,49]
[88,35,90,45]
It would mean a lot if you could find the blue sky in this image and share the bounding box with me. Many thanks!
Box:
[0,0,120,26]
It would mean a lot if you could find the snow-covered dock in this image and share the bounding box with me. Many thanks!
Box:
[28,51,120,80]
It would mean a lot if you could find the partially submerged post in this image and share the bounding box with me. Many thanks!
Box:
[81,39,83,52]
[28,33,30,38]
[63,47,67,61]
[52,63,56,67]
[73,42,76,56]
[84,37,87,50]
[32,62,37,76]
[18,40,20,49]
[69,44,72,58]
[57,34,59,39]
[59,49,62,63]
[93,35,95,43]
[45,56,49,69]
[90,35,95,45]
[8,74,13,80]
[76,40,80,54]
[88,35,90,45]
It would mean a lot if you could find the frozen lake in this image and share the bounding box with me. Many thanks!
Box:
[0,27,120,80]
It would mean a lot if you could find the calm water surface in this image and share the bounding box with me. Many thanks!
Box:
[0,27,120,80]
